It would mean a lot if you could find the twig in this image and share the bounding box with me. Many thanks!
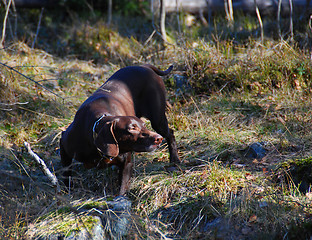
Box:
[151,0,171,44]
[199,9,208,26]
[9,148,33,180]
[225,0,234,27]
[11,0,17,40]
[159,0,168,43]
[6,0,15,41]
[0,101,28,111]
[176,0,182,35]
[84,0,96,17]
[309,15,312,60]
[0,61,64,100]
[0,101,29,106]
[224,0,229,22]
[288,0,293,42]
[1,0,13,48]
[277,0,282,40]
[254,0,264,44]
[24,141,61,194]
[151,223,172,240]
[143,29,156,46]
[32,7,44,49]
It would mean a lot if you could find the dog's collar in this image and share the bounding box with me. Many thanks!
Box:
[92,113,114,163]
[97,155,114,167]
[92,113,111,139]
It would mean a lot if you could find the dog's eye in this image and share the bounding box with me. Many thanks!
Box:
[128,124,139,131]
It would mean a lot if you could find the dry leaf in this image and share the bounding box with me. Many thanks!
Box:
[248,214,258,223]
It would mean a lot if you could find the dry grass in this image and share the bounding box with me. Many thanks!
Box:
[1,11,312,239]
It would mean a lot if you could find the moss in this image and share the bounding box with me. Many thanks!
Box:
[33,201,106,238]
[75,200,110,210]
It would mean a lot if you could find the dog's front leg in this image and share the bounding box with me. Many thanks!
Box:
[118,153,133,196]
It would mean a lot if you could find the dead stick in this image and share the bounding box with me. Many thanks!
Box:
[1,0,13,48]
[24,141,61,194]
[32,7,44,49]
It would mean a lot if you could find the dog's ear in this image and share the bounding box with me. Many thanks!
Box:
[94,120,119,157]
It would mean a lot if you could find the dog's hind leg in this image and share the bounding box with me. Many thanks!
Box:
[150,115,180,164]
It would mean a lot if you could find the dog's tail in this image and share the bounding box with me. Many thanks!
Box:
[142,64,173,76]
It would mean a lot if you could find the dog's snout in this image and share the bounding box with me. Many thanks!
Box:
[155,135,163,145]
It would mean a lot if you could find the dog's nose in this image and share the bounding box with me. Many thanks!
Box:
[155,135,163,145]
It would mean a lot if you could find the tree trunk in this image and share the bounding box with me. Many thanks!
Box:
[108,0,112,25]
[160,0,167,43]
[277,0,282,39]
[289,0,293,42]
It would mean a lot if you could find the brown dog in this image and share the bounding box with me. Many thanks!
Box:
[60,64,180,195]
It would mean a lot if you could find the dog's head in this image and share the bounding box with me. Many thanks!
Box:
[94,116,163,158]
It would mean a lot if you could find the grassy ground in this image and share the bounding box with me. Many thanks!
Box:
[0,10,312,239]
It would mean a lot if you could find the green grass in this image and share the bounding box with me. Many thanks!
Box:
[1,10,312,239]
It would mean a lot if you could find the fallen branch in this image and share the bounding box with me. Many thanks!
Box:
[0,101,29,105]
[0,101,28,111]
[24,141,61,194]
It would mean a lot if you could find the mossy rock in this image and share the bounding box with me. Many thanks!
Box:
[27,197,134,239]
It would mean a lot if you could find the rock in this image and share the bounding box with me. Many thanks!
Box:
[108,196,132,211]
[174,74,192,94]
[244,142,267,159]
[66,229,90,240]
[102,196,132,239]
[200,217,222,232]
[92,217,105,240]
[31,197,133,240]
